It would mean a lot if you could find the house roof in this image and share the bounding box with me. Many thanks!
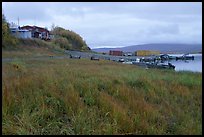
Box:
[11,29,30,32]
[21,25,49,33]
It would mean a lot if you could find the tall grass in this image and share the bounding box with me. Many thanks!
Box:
[2,39,65,58]
[2,58,202,135]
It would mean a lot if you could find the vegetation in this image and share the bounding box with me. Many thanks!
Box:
[2,13,201,135]
[2,14,19,48]
[2,14,90,52]
[2,56,202,135]
[53,37,71,50]
[51,27,90,51]
[2,38,66,58]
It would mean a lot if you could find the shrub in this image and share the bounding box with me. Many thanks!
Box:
[53,37,71,50]
[51,27,90,51]
[2,14,19,48]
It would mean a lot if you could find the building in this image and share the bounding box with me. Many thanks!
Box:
[135,50,160,56]
[109,50,123,56]
[123,52,133,56]
[10,23,32,39]
[11,29,32,39]
[20,25,51,40]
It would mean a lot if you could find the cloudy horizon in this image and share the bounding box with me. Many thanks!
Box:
[2,2,202,49]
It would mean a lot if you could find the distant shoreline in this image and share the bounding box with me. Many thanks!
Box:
[160,51,202,54]
[92,43,202,54]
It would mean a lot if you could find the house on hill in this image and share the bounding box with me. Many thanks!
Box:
[9,23,52,40]
[20,25,51,40]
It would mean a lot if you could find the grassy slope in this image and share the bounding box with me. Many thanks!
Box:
[2,50,202,135]
[2,39,65,58]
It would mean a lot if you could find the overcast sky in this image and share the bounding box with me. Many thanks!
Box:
[2,2,202,49]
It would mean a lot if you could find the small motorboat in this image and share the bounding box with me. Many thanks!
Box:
[146,62,175,70]
[176,54,194,60]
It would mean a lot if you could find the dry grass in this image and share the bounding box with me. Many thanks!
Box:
[2,56,202,135]
[2,39,65,58]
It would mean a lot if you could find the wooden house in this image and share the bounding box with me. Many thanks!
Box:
[20,25,51,40]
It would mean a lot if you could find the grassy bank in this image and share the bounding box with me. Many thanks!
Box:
[2,57,202,135]
[2,39,66,58]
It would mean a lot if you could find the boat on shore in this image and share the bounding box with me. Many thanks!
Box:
[160,54,177,60]
[91,56,100,61]
[146,62,175,70]
[70,54,81,59]
[132,62,147,68]
[132,61,175,70]
[176,54,194,60]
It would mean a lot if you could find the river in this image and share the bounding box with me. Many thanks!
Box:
[165,53,202,73]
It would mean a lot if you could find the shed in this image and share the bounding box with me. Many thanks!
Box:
[10,27,32,39]
[109,50,123,56]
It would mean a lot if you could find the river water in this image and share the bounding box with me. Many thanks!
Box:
[165,54,202,73]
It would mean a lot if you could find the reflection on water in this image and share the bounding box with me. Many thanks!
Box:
[163,54,202,72]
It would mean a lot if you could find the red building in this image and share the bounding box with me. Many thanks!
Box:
[20,25,51,40]
[109,50,123,56]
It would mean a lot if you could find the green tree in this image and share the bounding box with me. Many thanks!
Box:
[53,37,71,50]
[51,27,90,51]
[2,13,18,48]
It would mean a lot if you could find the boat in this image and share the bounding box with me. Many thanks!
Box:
[122,61,133,64]
[146,62,175,70]
[70,54,81,59]
[140,57,156,62]
[176,54,194,60]
[118,58,125,62]
[160,54,177,60]
[160,54,170,61]
[132,62,147,68]
[91,56,99,61]
[168,56,177,60]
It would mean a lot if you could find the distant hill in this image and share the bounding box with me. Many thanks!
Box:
[92,43,202,54]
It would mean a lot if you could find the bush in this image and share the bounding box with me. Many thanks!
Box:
[2,14,19,48]
[51,27,90,51]
[53,37,71,50]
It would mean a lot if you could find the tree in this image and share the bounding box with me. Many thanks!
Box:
[2,13,18,48]
[53,37,71,50]
[51,23,56,31]
[51,26,90,51]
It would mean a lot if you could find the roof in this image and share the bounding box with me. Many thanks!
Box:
[11,29,30,32]
[21,25,49,33]
[10,27,31,32]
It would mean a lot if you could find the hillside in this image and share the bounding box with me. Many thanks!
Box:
[51,27,90,51]
[2,13,90,52]
[92,43,202,54]
[2,39,65,58]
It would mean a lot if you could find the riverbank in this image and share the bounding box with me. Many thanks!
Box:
[2,55,202,135]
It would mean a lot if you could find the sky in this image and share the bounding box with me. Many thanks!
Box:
[2,2,202,49]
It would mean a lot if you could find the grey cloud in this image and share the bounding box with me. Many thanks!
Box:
[3,2,52,22]
[146,24,180,35]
